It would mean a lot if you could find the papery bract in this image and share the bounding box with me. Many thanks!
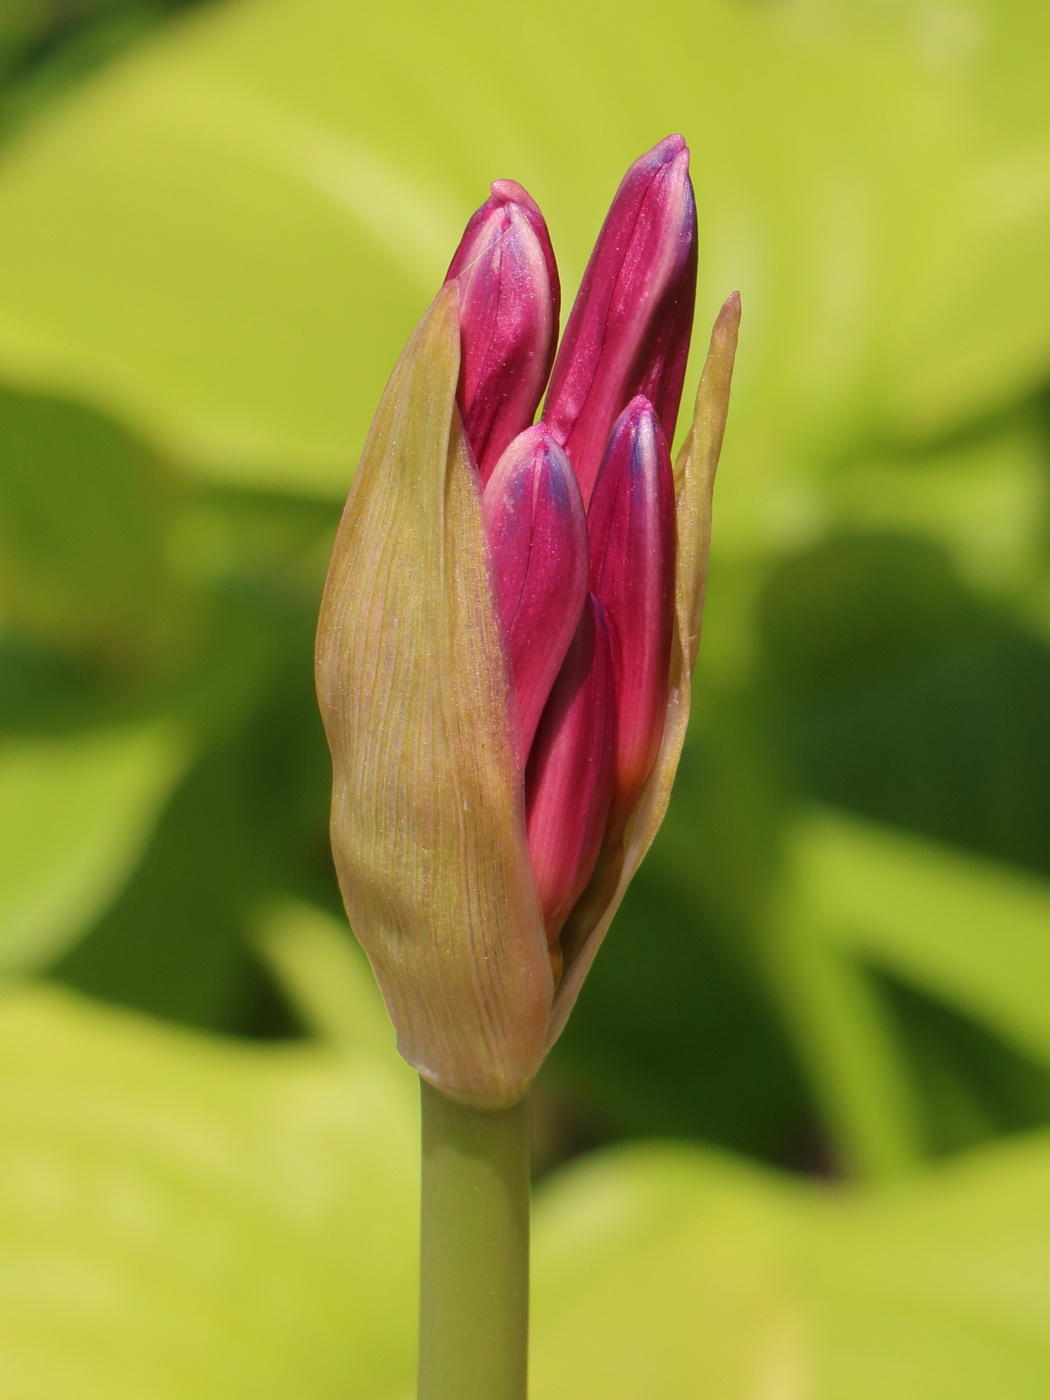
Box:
[316,286,553,1109]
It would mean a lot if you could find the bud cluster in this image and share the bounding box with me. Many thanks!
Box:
[317,134,739,1105]
[450,136,696,976]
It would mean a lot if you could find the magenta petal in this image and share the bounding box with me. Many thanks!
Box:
[445,180,560,482]
[483,425,588,754]
[525,595,617,952]
[587,396,676,834]
[543,134,697,503]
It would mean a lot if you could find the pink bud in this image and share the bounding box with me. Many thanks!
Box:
[525,596,617,962]
[445,180,560,482]
[483,425,588,754]
[543,134,697,503]
[587,396,676,836]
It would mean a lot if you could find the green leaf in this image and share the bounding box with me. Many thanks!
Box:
[0,722,186,974]
[765,879,926,1179]
[532,1133,1050,1398]
[0,0,1047,499]
[256,899,409,1070]
[0,979,418,1400]
[0,383,176,659]
[791,805,1050,1071]
[4,951,1050,1398]
[533,1148,796,1399]
[832,418,1049,601]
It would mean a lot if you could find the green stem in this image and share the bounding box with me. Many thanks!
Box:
[417,1079,531,1400]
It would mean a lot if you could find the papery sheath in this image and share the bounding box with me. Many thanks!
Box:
[315,284,553,1108]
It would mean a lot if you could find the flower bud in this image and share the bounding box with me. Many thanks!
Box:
[482,424,588,754]
[549,291,740,1047]
[445,180,560,482]
[318,136,739,1108]
[586,395,676,837]
[525,595,617,964]
[543,134,697,502]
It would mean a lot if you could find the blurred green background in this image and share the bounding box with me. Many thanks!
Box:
[3,0,1050,1394]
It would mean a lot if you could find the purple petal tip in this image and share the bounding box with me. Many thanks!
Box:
[542,134,697,502]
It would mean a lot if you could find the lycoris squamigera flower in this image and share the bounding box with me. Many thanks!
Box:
[316,136,739,1107]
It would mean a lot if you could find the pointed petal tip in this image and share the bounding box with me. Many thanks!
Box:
[620,392,658,425]
[649,132,688,162]
[517,419,559,449]
[490,178,543,214]
[443,180,560,480]
[622,134,691,192]
[542,136,697,499]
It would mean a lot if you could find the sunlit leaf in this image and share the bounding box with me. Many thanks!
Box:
[0,722,186,974]
[0,384,176,658]
[0,0,1046,499]
[533,1132,1050,1398]
[256,900,408,1072]
[0,980,417,1400]
[3,960,1050,1398]
[791,806,1050,1070]
[833,418,1048,599]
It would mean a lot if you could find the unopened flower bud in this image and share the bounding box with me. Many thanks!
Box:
[445,180,560,481]
[482,424,587,754]
[525,595,617,964]
[543,134,697,502]
[317,138,738,1108]
[587,395,676,837]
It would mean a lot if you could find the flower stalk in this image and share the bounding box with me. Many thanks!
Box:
[418,1083,531,1400]
[316,133,738,1400]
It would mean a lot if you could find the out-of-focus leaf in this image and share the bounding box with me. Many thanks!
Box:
[533,1147,798,1399]
[256,901,406,1068]
[51,737,269,1032]
[879,976,1050,1159]
[4,962,1050,1398]
[759,534,1050,874]
[791,806,1050,1070]
[833,418,1048,599]
[0,0,1046,497]
[0,722,186,974]
[533,1132,1050,1398]
[0,384,176,661]
[766,878,926,1180]
[0,980,417,1400]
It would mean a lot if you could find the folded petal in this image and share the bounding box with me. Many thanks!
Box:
[543,134,697,502]
[446,180,560,482]
[482,424,588,755]
[587,395,676,836]
[316,283,553,1108]
[548,293,740,1043]
[525,595,617,969]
